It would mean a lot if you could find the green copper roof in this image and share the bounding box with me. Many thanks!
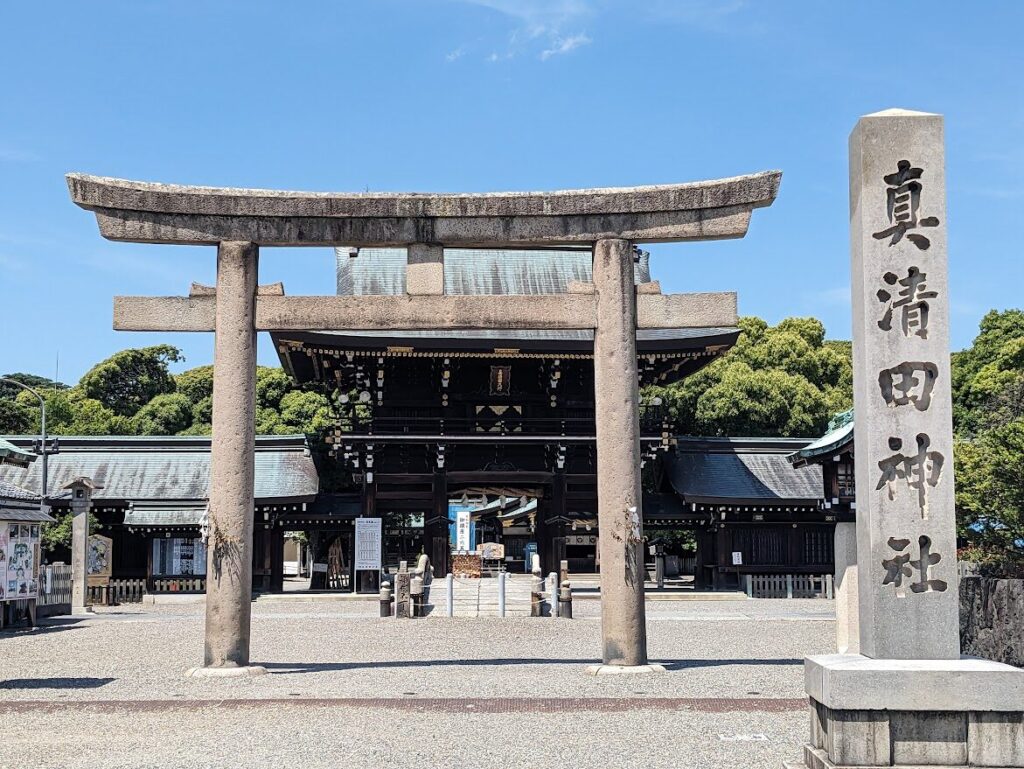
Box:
[789,409,854,465]
[0,438,36,468]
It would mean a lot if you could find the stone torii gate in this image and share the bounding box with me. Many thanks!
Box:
[68,171,780,675]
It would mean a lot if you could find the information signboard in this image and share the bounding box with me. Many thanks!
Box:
[354,517,382,571]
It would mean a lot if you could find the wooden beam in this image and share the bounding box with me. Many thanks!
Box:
[112,292,737,332]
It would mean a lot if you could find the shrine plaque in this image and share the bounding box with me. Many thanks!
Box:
[850,110,959,660]
[87,534,113,587]
[478,542,505,560]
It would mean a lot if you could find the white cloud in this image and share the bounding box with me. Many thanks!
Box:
[539,32,591,60]
[450,0,593,60]
[445,46,465,62]
[0,146,41,163]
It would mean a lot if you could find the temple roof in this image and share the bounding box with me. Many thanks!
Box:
[665,437,823,505]
[788,410,855,467]
[0,435,318,504]
[272,246,739,360]
[336,247,651,297]
[0,479,53,523]
[0,438,36,468]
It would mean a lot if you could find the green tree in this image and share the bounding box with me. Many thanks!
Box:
[256,366,293,411]
[0,400,33,433]
[78,345,182,416]
[649,316,852,437]
[951,309,1024,434]
[278,390,332,433]
[174,365,214,403]
[132,392,193,435]
[16,388,122,435]
[955,419,1024,552]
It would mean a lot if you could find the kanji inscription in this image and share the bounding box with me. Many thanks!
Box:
[872,160,940,250]
[881,535,948,594]
[877,267,938,339]
[879,361,937,411]
[875,434,944,518]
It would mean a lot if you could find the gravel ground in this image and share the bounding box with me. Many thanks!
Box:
[0,598,833,769]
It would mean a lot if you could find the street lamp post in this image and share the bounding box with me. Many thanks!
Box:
[0,377,54,513]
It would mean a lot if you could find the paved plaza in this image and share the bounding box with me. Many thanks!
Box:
[1,598,833,769]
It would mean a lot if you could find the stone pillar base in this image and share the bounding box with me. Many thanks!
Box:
[70,606,94,616]
[585,664,667,676]
[788,655,1024,769]
[185,665,268,679]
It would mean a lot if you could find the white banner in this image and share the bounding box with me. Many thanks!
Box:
[354,517,382,571]
[455,509,471,552]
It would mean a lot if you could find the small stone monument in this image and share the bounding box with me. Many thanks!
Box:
[788,109,1024,769]
[66,477,101,616]
[393,568,412,619]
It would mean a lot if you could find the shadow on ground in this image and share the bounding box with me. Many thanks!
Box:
[261,658,804,673]
[0,677,116,689]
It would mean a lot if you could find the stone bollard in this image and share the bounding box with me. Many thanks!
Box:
[548,572,559,618]
[445,573,454,617]
[531,573,544,617]
[559,581,573,619]
[379,581,392,618]
[410,575,424,618]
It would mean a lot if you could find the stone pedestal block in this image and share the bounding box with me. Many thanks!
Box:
[789,654,1024,769]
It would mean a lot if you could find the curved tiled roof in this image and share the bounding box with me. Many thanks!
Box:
[666,437,823,504]
[0,435,318,503]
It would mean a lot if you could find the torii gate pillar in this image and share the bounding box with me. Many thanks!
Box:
[592,239,648,668]
[197,241,263,674]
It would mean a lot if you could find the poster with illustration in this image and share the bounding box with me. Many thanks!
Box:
[0,525,8,600]
[4,522,39,600]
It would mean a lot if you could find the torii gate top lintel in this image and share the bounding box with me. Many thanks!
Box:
[66,171,781,247]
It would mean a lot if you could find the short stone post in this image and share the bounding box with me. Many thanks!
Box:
[445,573,454,617]
[789,109,1024,769]
[197,241,263,676]
[379,581,392,617]
[530,572,543,617]
[497,572,506,618]
[833,521,859,654]
[559,581,573,619]
[66,477,100,616]
[410,575,424,617]
[592,238,649,669]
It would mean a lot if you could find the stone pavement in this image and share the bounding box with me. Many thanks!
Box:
[0,598,834,769]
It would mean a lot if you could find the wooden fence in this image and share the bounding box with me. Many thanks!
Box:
[745,573,833,599]
[87,579,147,605]
[152,577,205,593]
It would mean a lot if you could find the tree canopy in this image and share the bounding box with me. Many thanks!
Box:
[950,309,1024,568]
[646,316,853,438]
[78,345,183,416]
[3,346,330,439]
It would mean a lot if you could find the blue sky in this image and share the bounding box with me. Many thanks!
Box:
[1,1,1022,383]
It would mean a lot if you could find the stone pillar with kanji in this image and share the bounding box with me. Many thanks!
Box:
[787,109,1024,769]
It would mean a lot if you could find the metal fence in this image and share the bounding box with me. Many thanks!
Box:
[38,563,73,606]
[745,573,834,599]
